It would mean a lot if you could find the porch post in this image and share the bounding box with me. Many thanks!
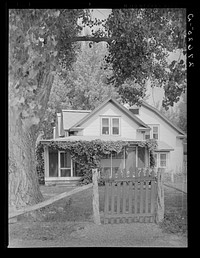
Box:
[44,146,49,179]
[145,147,149,167]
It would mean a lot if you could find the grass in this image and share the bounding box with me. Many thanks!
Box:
[159,187,187,236]
[17,184,187,236]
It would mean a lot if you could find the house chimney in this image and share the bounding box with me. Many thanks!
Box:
[129,107,139,115]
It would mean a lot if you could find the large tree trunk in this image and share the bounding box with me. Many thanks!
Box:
[8,72,54,212]
[9,108,44,212]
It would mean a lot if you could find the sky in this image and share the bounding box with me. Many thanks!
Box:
[91,9,112,20]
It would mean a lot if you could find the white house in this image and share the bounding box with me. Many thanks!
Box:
[40,97,186,185]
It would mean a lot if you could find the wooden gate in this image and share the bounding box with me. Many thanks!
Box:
[103,168,158,224]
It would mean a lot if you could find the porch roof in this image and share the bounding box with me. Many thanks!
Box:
[40,135,146,143]
[155,141,174,151]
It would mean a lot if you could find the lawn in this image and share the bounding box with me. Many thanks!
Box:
[9,184,187,247]
[16,184,187,237]
[159,186,187,236]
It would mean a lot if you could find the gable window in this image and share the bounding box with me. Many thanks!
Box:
[112,118,119,135]
[102,118,110,135]
[101,117,120,135]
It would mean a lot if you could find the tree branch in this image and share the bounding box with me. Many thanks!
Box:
[66,36,114,44]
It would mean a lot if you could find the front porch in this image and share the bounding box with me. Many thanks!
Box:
[41,137,151,186]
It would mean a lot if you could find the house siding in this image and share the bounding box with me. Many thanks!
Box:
[81,102,139,139]
[136,106,184,173]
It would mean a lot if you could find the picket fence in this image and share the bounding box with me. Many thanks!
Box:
[103,168,158,224]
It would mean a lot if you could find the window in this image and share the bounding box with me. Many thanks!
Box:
[145,131,150,140]
[102,118,109,135]
[60,151,71,177]
[160,153,167,167]
[100,147,136,177]
[145,125,159,140]
[112,118,119,135]
[101,117,120,135]
[49,150,58,177]
[154,153,167,168]
[153,126,159,139]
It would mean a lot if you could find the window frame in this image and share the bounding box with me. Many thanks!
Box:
[159,153,167,168]
[58,151,73,177]
[152,126,159,140]
[154,152,168,168]
[111,117,120,135]
[101,116,120,136]
[145,124,160,140]
[101,117,110,135]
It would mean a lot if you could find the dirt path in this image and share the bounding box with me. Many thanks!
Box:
[8,220,187,247]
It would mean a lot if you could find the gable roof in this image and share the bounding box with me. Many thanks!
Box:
[70,97,150,130]
[62,110,91,130]
[141,101,186,136]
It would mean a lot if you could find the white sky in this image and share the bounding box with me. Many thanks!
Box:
[91,9,112,20]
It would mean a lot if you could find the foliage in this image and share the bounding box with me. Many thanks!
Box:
[102,9,186,108]
[36,144,45,184]
[61,42,120,110]
[155,92,187,133]
[40,42,120,138]
[36,139,158,184]
[9,9,88,131]
[159,191,187,236]
[138,139,157,168]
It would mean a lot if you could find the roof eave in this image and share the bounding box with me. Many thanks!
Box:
[71,97,150,129]
[142,101,186,135]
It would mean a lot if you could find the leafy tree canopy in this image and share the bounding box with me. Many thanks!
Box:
[97,8,186,108]
[9,9,90,130]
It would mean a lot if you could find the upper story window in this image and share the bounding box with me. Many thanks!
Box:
[152,126,159,140]
[101,117,120,135]
[112,118,119,135]
[145,125,159,140]
[102,118,110,135]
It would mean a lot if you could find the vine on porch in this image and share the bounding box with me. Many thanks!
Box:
[36,139,157,185]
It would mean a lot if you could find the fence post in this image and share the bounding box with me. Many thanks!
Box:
[156,168,165,223]
[92,168,101,225]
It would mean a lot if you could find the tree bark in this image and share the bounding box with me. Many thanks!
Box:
[66,36,115,44]
[9,107,44,212]
[8,72,54,212]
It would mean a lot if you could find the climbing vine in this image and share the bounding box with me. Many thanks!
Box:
[36,139,158,185]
